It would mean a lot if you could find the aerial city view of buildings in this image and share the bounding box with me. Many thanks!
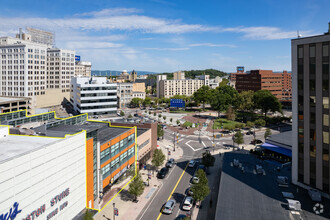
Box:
[0,1,330,220]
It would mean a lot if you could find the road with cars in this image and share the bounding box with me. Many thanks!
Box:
[137,127,277,220]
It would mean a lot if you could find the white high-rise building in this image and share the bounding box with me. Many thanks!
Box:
[70,77,117,116]
[75,61,92,77]
[0,29,78,113]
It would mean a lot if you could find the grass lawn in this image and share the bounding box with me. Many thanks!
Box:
[182,121,200,128]
[212,118,243,129]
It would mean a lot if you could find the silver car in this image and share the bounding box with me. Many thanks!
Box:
[182,196,193,211]
[162,200,176,214]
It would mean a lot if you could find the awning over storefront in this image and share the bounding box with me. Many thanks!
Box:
[260,142,292,157]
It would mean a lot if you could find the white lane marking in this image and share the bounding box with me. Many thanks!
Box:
[202,141,206,148]
[138,181,164,220]
[178,138,185,143]
[185,140,204,151]
[175,207,181,217]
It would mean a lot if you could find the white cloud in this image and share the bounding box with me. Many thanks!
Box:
[223,26,312,40]
[143,47,189,51]
[189,43,236,48]
[65,41,123,50]
[75,8,142,17]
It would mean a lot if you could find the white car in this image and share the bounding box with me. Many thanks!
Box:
[182,196,193,211]
[188,160,196,168]
[191,176,199,184]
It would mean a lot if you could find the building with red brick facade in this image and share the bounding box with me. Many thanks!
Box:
[235,69,292,102]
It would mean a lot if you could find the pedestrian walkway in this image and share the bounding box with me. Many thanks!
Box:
[93,138,183,220]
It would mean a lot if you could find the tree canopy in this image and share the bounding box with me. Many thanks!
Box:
[157,124,164,138]
[193,85,211,111]
[234,131,244,147]
[201,151,215,168]
[143,97,152,106]
[237,90,255,112]
[151,149,165,168]
[253,90,282,118]
[130,98,143,108]
[210,85,238,115]
[191,169,210,203]
[128,172,145,201]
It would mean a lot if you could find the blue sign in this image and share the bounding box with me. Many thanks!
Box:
[170,99,185,108]
[75,55,80,61]
[0,202,21,220]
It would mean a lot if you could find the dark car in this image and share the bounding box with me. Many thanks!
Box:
[198,164,206,172]
[157,167,169,179]
[246,130,254,135]
[186,187,193,196]
[250,139,263,145]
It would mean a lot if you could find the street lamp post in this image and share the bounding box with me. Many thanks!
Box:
[173,132,176,152]
[113,203,116,220]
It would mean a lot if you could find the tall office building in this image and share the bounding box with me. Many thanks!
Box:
[0,28,76,112]
[292,24,330,194]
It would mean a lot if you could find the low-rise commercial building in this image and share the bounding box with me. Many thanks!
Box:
[70,77,117,116]
[0,110,139,211]
[75,61,92,77]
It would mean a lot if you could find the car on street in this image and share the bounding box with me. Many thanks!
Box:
[191,176,199,184]
[175,214,190,220]
[250,139,263,145]
[188,160,196,168]
[162,200,176,214]
[166,158,175,168]
[182,196,194,211]
[157,167,169,179]
[246,130,254,135]
[198,164,206,172]
[186,187,193,196]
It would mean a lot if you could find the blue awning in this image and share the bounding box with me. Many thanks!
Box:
[260,142,292,157]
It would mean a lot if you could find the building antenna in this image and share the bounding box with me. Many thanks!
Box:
[297,30,302,38]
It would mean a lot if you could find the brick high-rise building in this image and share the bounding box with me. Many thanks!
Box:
[235,69,292,102]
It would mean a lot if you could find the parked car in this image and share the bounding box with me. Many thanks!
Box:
[255,165,263,174]
[186,187,193,196]
[162,200,176,214]
[191,176,199,184]
[166,158,175,168]
[182,196,194,211]
[198,164,206,172]
[188,160,196,168]
[176,214,189,220]
[246,130,254,135]
[157,167,169,179]
[250,139,263,145]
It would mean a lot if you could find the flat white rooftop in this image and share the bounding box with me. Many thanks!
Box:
[0,127,62,163]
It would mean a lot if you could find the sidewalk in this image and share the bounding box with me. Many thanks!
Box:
[93,139,183,220]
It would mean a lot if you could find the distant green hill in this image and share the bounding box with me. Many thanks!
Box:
[92,70,158,76]
[159,69,228,79]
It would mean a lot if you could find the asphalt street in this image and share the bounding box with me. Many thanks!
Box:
[137,128,276,220]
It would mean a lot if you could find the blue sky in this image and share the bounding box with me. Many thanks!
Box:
[0,0,329,73]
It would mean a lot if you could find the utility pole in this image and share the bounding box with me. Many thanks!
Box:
[173,132,176,152]
[213,119,215,152]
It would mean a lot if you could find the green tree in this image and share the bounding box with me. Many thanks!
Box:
[170,118,173,123]
[264,128,272,139]
[191,169,210,204]
[128,114,133,118]
[130,98,143,108]
[254,118,266,127]
[153,112,156,116]
[120,110,125,117]
[246,121,254,128]
[237,90,255,112]
[83,210,94,220]
[128,172,145,201]
[193,85,212,111]
[201,151,215,168]
[253,90,282,119]
[149,111,151,115]
[154,97,160,107]
[151,149,165,169]
[143,97,152,107]
[176,120,180,125]
[219,78,229,87]
[163,116,166,121]
[234,130,244,147]
[157,124,164,138]
[226,106,236,121]
[158,114,162,119]
[210,85,238,117]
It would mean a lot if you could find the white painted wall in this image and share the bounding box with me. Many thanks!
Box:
[0,132,86,220]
